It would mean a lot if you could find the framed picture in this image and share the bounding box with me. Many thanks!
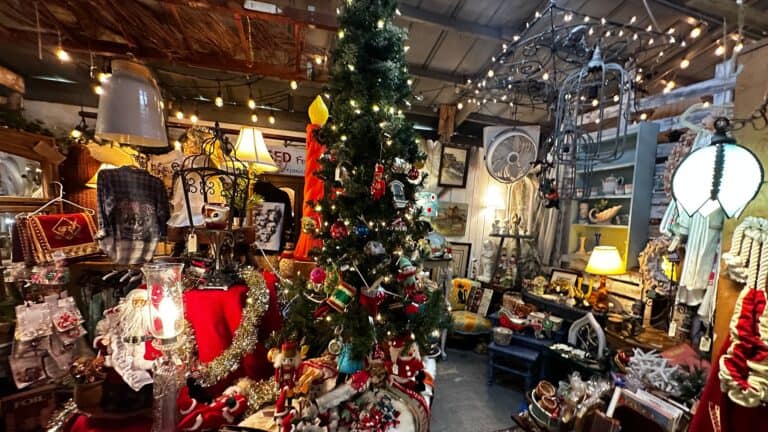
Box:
[433,202,468,237]
[251,202,285,252]
[550,268,579,287]
[438,144,470,188]
[449,242,472,278]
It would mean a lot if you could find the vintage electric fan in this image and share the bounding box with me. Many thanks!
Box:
[484,127,538,184]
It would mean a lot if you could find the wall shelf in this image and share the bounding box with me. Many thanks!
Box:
[571,223,628,229]
[577,195,632,200]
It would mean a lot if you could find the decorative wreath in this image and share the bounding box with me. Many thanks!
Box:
[663,131,695,198]
[638,236,673,296]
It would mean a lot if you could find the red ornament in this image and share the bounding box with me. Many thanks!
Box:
[407,168,420,181]
[330,220,348,239]
[371,163,386,200]
[310,267,327,284]
[405,302,420,318]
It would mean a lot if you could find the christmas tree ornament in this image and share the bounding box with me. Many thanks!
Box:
[301,216,318,234]
[310,267,327,284]
[389,180,407,208]
[397,257,419,296]
[327,281,358,312]
[414,159,426,170]
[391,218,407,232]
[415,192,438,219]
[352,222,370,239]
[338,344,365,375]
[370,163,386,200]
[392,158,410,173]
[335,163,351,184]
[407,167,421,181]
[267,341,309,395]
[364,241,386,256]
[308,95,329,126]
[405,302,420,319]
[330,220,349,239]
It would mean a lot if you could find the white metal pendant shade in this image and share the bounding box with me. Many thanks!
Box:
[95,60,168,148]
[672,120,763,218]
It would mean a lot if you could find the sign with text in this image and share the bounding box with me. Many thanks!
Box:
[265,141,306,177]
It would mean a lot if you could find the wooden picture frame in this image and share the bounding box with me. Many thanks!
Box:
[437,144,470,188]
[550,268,579,287]
[449,241,472,278]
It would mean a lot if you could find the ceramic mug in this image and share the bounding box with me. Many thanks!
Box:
[590,186,599,196]
[614,184,625,195]
[623,183,633,194]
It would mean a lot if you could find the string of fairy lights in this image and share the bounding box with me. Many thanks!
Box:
[48,1,750,131]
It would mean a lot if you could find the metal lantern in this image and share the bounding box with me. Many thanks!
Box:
[553,46,632,198]
[95,60,168,148]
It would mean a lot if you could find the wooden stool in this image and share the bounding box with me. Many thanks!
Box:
[487,342,540,390]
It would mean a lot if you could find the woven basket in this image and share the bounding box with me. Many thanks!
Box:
[492,327,514,345]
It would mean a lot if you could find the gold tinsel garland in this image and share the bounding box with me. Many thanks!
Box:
[185,268,271,387]
[237,376,280,416]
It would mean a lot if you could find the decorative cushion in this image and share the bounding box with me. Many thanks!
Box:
[448,278,476,311]
[451,310,492,335]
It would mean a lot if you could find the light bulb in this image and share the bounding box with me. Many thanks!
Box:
[680,58,690,69]
[715,44,725,56]
[666,80,676,89]
[601,17,606,25]
[251,113,258,123]
[404,45,410,53]
[97,72,111,83]
[55,47,70,62]
[513,35,520,41]
[190,112,199,123]
[690,26,702,39]
[542,71,550,81]
[290,80,298,90]
[70,128,82,139]
[340,134,347,141]
[588,27,594,36]
[338,29,345,39]
[583,16,590,23]
[268,114,275,124]
[613,94,620,102]
[315,55,324,65]
[591,99,599,107]
[630,16,637,24]
[372,104,380,112]
[457,102,463,110]
[735,40,744,53]
[646,25,652,31]
[487,69,494,78]
[648,38,654,45]
[640,113,648,120]
[175,110,184,120]
[407,79,413,86]
[248,98,256,110]
[564,12,573,22]
[174,140,182,151]
[377,19,385,29]
[215,94,224,108]
[93,85,104,95]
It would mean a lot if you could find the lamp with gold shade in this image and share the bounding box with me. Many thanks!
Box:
[85,163,117,188]
[585,246,624,312]
[234,127,278,173]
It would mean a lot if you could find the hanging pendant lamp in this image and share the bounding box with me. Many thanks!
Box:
[672,117,763,218]
[95,60,168,148]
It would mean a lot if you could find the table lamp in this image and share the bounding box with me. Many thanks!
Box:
[234,127,278,173]
[585,246,624,312]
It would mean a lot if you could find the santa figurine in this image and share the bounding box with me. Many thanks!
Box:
[385,338,424,390]
[177,383,248,431]
[268,341,308,397]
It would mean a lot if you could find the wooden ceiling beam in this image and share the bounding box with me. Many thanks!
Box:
[155,0,338,31]
[396,4,513,42]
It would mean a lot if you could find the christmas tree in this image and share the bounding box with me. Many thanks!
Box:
[279,0,449,369]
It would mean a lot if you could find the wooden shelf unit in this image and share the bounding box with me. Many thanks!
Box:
[564,122,659,271]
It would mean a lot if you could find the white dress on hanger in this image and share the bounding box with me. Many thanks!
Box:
[661,130,723,320]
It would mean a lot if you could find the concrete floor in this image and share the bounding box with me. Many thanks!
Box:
[429,348,526,432]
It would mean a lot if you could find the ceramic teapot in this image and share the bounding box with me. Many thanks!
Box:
[601,174,624,194]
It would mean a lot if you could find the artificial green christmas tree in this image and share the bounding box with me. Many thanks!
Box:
[278,0,449,375]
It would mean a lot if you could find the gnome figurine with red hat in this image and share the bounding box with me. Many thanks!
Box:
[268,341,308,397]
[385,337,425,390]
